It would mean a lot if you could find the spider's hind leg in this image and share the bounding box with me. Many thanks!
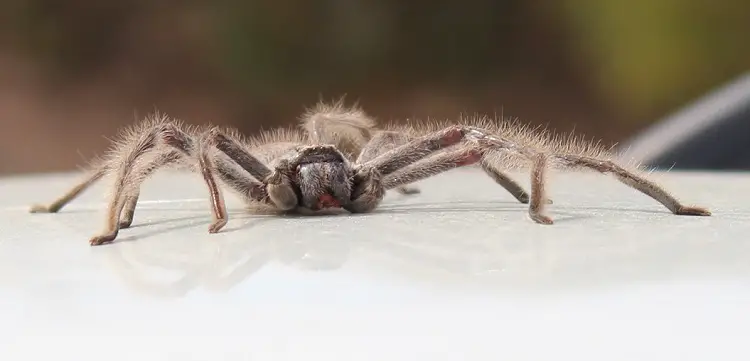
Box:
[525,151,711,225]
[480,158,551,205]
[552,154,711,216]
[29,166,107,214]
[299,100,376,159]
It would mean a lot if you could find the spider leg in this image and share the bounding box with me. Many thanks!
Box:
[357,131,421,195]
[87,124,195,245]
[454,127,710,223]
[361,126,468,176]
[29,151,181,231]
[203,129,295,213]
[358,125,541,203]
[381,148,483,190]
[29,119,275,246]
[209,131,272,181]
[479,160,535,204]
[29,166,107,213]
[528,153,553,224]
[196,138,229,234]
[117,192,139,228]
[554,154,710,216]
[114,149,188,229]
[88,124,271,245]
[361,125,708,223]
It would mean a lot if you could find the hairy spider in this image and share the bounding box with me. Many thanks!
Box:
[29,100,711,246]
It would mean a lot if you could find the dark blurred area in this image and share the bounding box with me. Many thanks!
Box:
[1,0,749,174]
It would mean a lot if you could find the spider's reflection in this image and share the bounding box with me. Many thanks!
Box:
[97,226,353,297]
[96,210,750,298]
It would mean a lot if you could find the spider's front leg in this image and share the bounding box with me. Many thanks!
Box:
[193,130,281,235]
[202,129,298,214]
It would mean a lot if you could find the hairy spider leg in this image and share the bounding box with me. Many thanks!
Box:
[29,166,107,214]
[358,129,545,204]
[357,131,421,195]
[31,121,273,246]
[359,125,710,224]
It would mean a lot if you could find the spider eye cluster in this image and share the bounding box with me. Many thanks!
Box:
[294,159,353,210]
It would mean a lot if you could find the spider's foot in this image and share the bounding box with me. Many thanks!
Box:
[89,233,117,246]
[529,212,554,225]
[676,206,711,216]
[29,204,56,213]
[517,195,552,205]
[396,186,420,195]
[208,219,228,233]
[118,220,134,229]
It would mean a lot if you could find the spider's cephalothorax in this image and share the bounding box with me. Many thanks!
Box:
[29,100,711,246]
[268,145,383,213]
[288,147,355,211]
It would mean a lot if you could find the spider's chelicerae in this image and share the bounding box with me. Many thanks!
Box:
[30,101,711,245]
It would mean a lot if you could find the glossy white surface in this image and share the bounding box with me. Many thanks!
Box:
[1,169,748,360]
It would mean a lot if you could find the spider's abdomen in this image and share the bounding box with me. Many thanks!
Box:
[296,161,352,210]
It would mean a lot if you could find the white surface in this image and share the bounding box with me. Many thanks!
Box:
[1,168,749,360]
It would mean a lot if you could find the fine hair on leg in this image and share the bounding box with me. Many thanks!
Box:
[31,114,281,245]
[355,115,710,223]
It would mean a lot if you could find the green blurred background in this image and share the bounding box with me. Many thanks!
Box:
[1,0,748,174]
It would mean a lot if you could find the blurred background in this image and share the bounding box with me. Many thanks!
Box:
[1,0,749,175]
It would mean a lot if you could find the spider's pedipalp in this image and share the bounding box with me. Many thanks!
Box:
[345,166,386,213]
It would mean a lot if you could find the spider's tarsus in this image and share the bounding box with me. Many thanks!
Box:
[89,233,117,246]
[529,213,554,225]
[675,206,712,216]
[29,204,55,213]
[396,186,420,195]
[118,220,134,229]
[208,219,228,234]
[516,196,553,205]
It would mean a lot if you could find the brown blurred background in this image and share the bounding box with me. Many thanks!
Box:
[1,0,748,175]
